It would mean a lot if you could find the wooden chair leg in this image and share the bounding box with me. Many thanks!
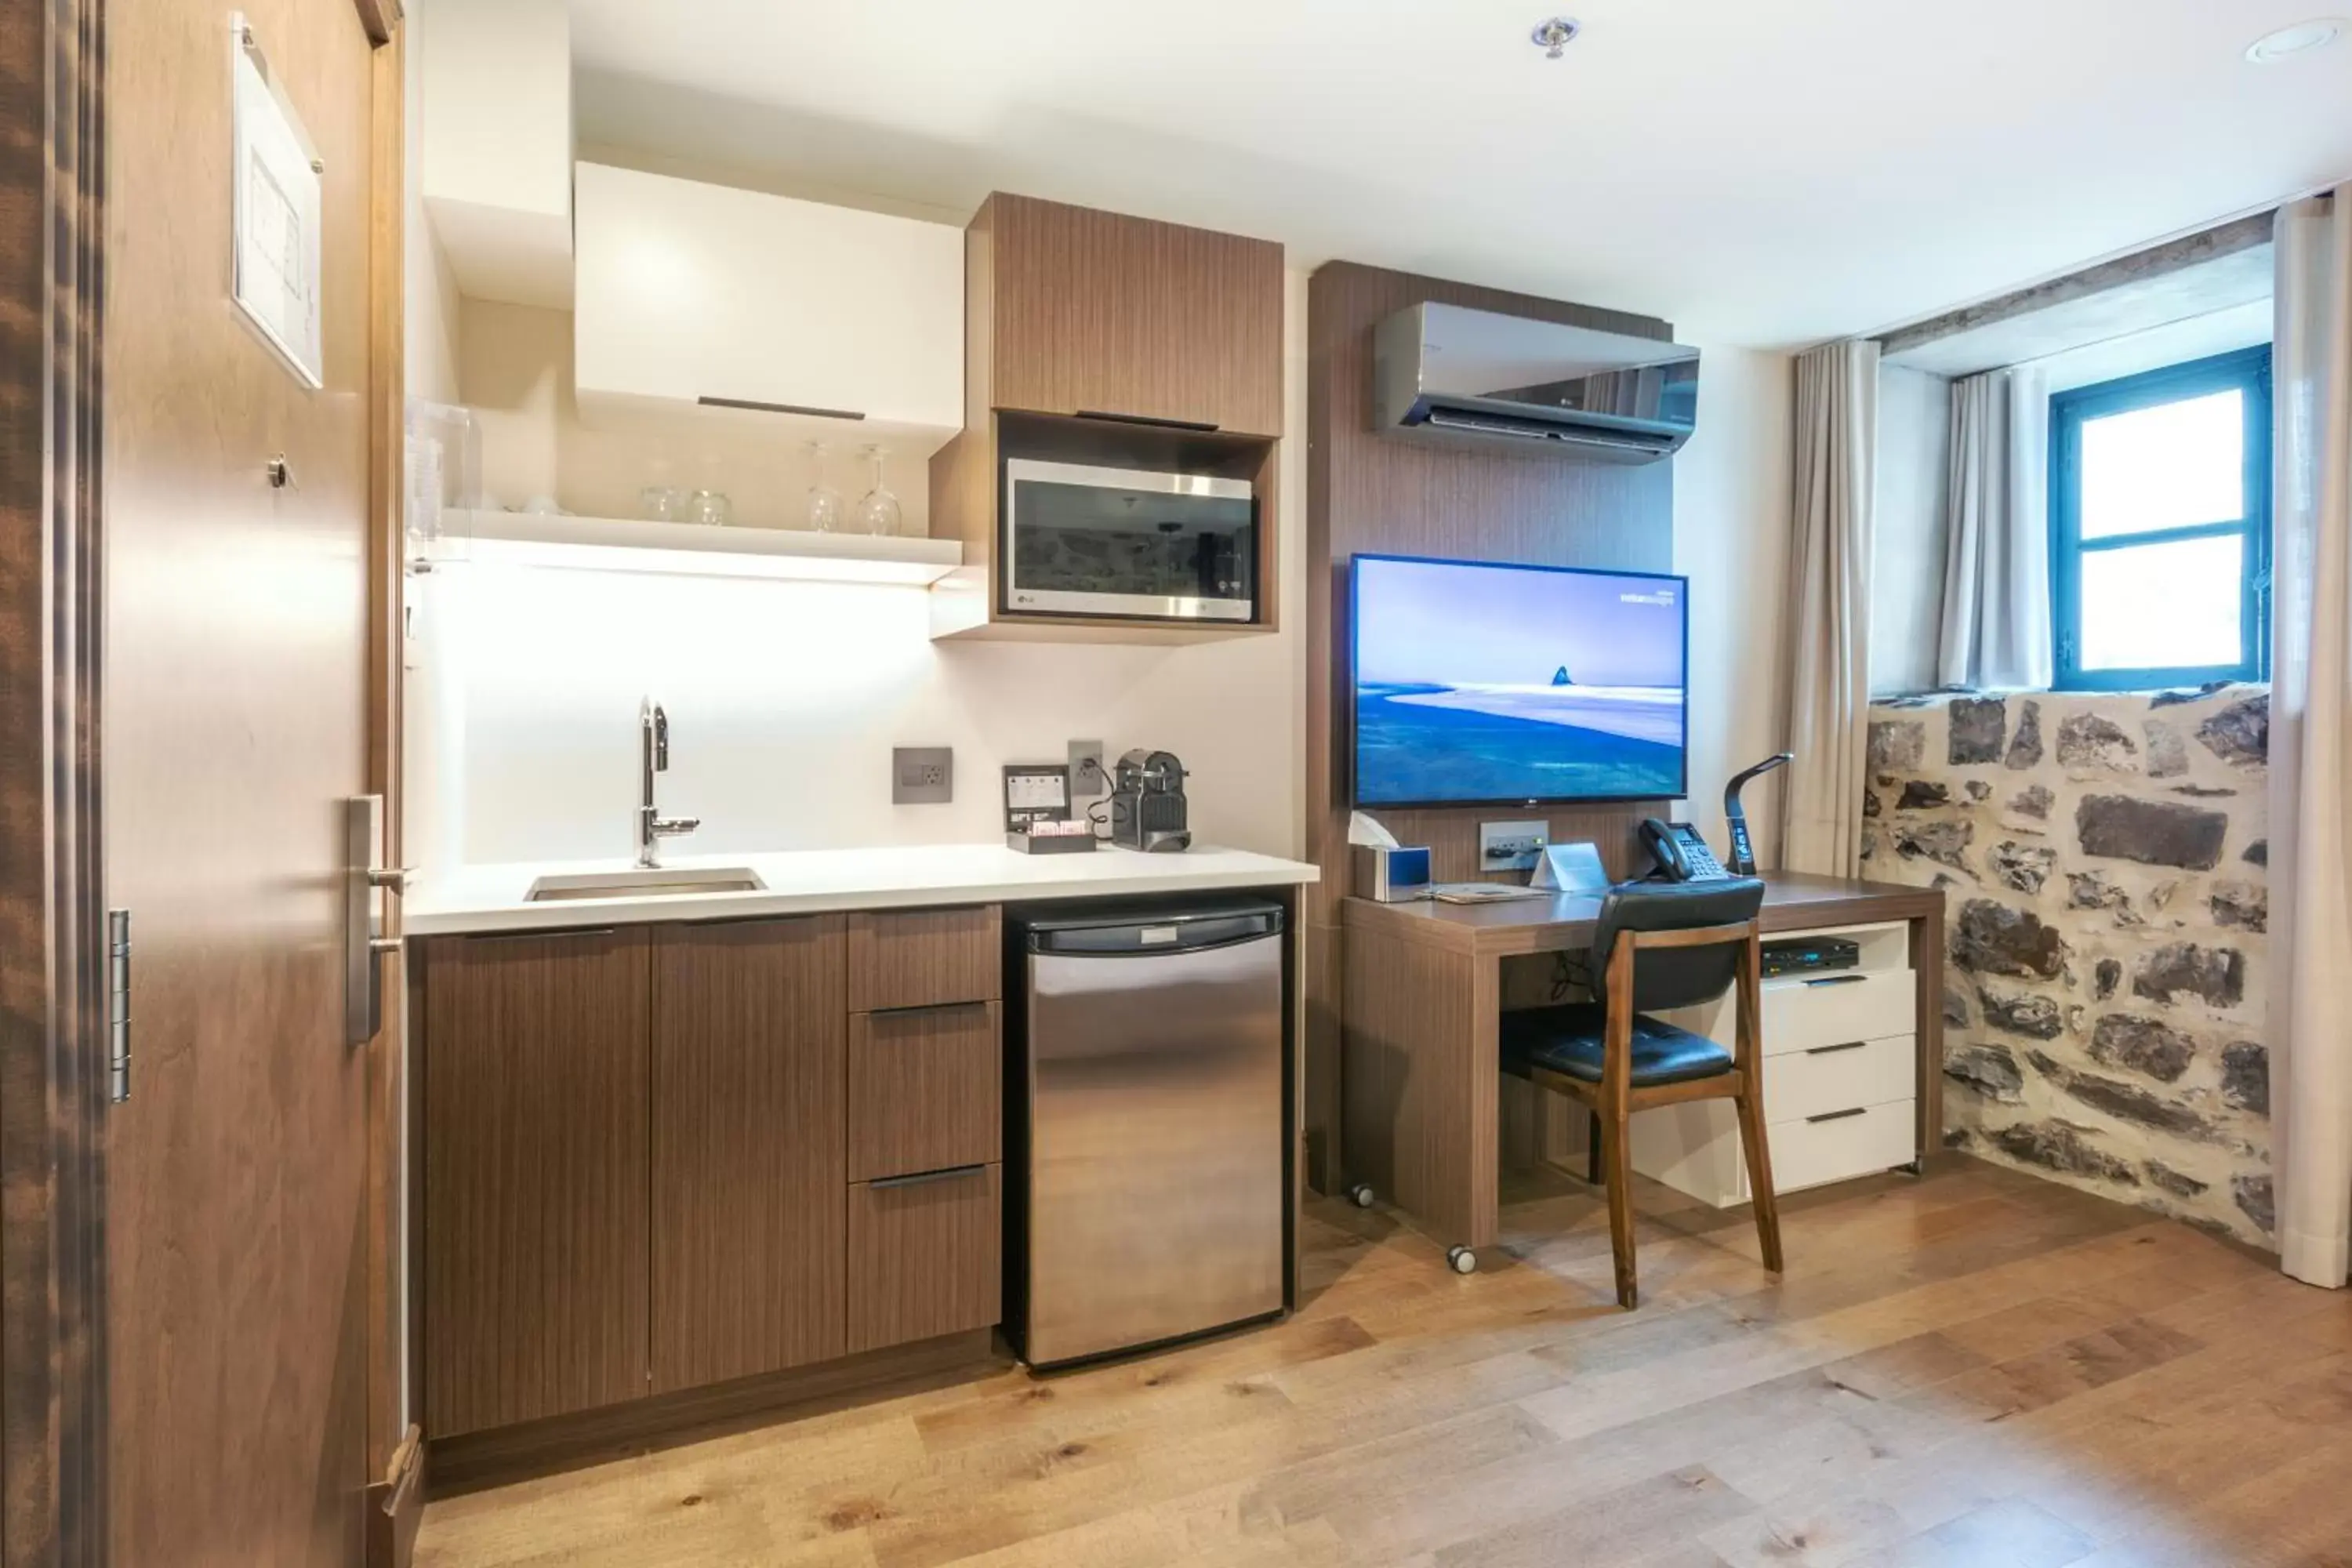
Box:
[1733,1087,1784,1274]
[1603,1098,1639,1309]
[1585,1109,1602,1185]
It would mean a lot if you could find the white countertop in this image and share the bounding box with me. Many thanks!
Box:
[404,842,1320,937]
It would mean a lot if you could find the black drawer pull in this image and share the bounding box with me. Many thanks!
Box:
[1804,1040,1869,1057]
[1802,974,1870,988]
[869,1163,986,1190]
[1074,408,1219,433]
[1805,1107,1869,1125]
[868,1000,991,1020]
[471,926,618,943]
[699,394,865,421]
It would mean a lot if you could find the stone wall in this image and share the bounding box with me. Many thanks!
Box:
[1860,687,2273,1247]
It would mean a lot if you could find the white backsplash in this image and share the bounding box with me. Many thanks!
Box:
[406,562,1307,869]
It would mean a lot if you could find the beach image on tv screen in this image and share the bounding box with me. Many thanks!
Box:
[1352,556,1686,805]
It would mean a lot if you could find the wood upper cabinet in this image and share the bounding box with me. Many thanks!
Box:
[978,194,1285,438]
[422,929,652,1437]
[651,916,848,1392]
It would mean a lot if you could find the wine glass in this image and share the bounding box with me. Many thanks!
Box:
[855,445,902,536]
[805,442,846,533]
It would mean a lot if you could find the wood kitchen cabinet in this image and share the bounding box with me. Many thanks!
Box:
[929,194,1285,643]
[421,928,651,1437]
[651,917,847,1392]
[979,193,1284,437]
[418,905,1007,1463]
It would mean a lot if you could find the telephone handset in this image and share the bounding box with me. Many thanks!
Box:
[1639,818,1730,883]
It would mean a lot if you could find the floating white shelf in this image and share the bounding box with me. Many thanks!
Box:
[437,510,964,586]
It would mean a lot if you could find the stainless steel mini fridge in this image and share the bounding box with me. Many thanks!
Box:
[1006,898,1287,1368]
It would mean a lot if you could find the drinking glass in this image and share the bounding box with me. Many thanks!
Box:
[855,445,902,536]
[687,488,733,527]
[640,484,688,523]
[805,442,847,533]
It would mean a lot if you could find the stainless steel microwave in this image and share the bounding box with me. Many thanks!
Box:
[1002,458,1258,622]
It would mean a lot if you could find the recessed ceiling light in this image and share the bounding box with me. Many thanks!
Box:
[2245,17,2347,63]
[1530,16,1582,58]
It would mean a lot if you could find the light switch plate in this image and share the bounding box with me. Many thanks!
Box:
[1480,818,1549,873]
[893,746,953,805]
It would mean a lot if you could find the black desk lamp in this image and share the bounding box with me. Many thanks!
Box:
[1723,753,1794,876]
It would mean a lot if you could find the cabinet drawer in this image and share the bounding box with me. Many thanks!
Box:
[1767,1098,1916,1195]
[1761,969,1915,1056]
[1762,1035,1915,1124]
[847,906,1001,1011]
[847,1163,1001,1354]
[848,1003,1001,1181]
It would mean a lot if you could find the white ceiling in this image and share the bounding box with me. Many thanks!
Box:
[566,0,2352,347]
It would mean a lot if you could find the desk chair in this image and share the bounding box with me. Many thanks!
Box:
[1501,879,1781,1309]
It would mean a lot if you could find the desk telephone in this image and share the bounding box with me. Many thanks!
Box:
[1640,753,1795,883]
[1639,818,1730,882]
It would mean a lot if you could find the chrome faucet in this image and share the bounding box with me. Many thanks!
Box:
[637,699,701,868]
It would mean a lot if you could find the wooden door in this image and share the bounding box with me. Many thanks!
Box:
[986,194,1285,437]
[652,917,847,1391]
[102,1,381,1563]
[421,931,652,1436]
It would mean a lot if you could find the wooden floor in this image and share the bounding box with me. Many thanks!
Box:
[416,1156,2352,1567]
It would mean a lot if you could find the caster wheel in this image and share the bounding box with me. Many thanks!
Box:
[1348,1183,1375,1209]
[1447,1245,1479,1275]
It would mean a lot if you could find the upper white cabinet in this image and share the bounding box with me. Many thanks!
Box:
[573,164,964,454]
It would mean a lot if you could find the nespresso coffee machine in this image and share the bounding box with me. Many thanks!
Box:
[1109,749,1191,853]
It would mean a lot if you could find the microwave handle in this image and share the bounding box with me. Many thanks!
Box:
[1073,408,1220,434]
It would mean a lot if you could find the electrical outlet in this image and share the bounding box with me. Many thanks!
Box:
[892,746,953,805]
[1067,738,1107,803]
[1479,818,1550,873]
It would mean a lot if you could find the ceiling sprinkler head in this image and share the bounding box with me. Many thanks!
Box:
[1531,16,1581,57]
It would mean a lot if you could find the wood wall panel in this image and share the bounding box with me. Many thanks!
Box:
[846,906,1001,1012]
[423,930,652,1437]
[1304,260,1678,1190]
[652,917,847,1393]
[848,1002,1002,1182]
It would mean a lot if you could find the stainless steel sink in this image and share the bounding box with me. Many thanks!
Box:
[524,866,767,903]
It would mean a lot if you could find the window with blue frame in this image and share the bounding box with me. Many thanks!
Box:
[2049,346,2272,691]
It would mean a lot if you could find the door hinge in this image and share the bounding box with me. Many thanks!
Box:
[107,909,131,1104]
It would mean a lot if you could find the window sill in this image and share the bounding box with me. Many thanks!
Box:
[1877,680,2268,705]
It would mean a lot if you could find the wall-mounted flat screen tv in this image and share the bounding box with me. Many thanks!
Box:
[1350,554,1689,808]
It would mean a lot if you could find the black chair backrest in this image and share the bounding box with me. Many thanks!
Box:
[1592,878,1767,1014]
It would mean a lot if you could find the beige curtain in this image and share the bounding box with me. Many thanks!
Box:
[1937,365,2053,690]
[2273,188,2352,1288]
[1780,339,1878,877]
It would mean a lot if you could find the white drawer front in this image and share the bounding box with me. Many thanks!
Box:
[1762,1035,1915,1124]
[1767,1098,1916,1194]
[1762,970,1915,1056]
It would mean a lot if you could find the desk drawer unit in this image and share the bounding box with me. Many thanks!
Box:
[1630,940,1921,1208]
[1766,1098,1917,1195]
[1762,1035,1914,1123]
[1761,970,1915,1055]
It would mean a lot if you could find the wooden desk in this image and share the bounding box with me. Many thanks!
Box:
[1339,873,1946,1258]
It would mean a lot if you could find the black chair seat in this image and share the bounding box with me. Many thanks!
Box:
[1501,1004,1735,1087]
